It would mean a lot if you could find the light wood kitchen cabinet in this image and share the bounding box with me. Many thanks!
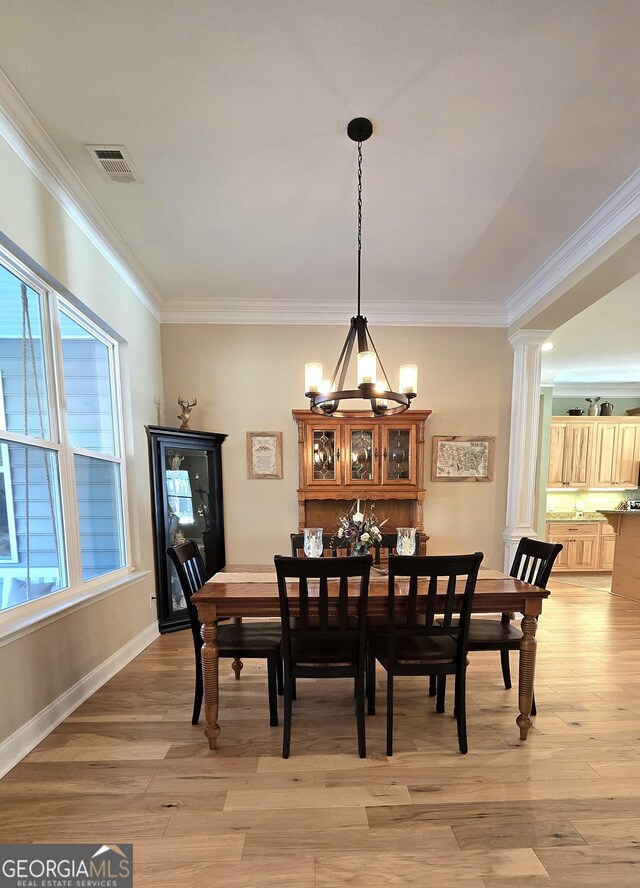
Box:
[598,534,616,571]
[546,520,613,572]
[592,421,640,488]
[293,409,431,534]
[547,417,640,489]
[547,420,594,488]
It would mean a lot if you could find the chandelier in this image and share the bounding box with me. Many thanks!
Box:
[304,117,417,417]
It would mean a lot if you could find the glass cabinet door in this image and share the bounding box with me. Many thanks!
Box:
[346,425,379,485]
[384,426,415,484]
[308,427,340,484]
[162,445,212,619]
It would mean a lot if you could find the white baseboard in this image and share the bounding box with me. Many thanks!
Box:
[0,621,159,778]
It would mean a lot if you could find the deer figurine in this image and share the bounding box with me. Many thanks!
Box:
[177,395,197,430]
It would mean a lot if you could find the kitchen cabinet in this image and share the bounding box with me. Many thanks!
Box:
[547,417,640,489]
[293,409,431,536]
[547,421,594,488]
[592,421,640,488]
[598,533,616,571]
[546,520,610,572]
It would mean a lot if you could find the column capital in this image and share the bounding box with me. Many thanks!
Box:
[508,329,554,349]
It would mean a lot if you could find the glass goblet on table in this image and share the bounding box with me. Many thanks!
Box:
[303,527,324,558]
[396,527,416,556]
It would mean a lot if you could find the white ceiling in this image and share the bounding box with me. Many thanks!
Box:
[1,0,640,325]
[541,274,640,385]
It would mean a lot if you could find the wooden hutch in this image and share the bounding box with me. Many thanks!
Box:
[292,409,431,547]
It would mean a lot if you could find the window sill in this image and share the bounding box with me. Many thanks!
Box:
[0,569,152,648]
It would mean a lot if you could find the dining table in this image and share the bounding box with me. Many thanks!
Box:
[191,564,550,750]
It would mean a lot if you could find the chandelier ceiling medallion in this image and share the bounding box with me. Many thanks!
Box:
[304,117,418,418]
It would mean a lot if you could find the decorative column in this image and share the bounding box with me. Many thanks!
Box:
[503,330,553,571]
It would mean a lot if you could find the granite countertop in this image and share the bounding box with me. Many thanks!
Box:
[597,509,640,516]
[546,512,607,522]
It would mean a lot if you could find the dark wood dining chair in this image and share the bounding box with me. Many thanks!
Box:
[429,537,562,715]
[167,541,283,727]
[274,554,372,758]
[367,552,483,755]
[289,533,349,557]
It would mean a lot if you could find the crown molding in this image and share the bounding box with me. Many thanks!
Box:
[161,298,508,326]
[506,165,640,326]
[0,68,162,321]
[544,381,640,397]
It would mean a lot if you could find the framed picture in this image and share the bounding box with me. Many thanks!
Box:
[246,431,283,479]
[431,436,495,482]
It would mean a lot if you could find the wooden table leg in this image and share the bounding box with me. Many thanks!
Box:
[201,619,220,750]
[516,612,538,741]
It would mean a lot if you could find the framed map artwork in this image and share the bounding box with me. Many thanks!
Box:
[431,436,495,482]
[246,431,283,479]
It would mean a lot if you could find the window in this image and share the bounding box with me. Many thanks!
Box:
[0,250,128,612]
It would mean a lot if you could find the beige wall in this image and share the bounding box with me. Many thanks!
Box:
[0,138,162,743]
[161,324,513,568]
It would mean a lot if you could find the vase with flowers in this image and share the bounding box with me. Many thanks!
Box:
[331,499,387,556]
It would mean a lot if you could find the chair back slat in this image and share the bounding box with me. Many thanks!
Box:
[521,555,537,583]
[510,538,563,589]
[299,577,309,631]
[338,575,350,631]
[405,575,418,627]
[440,573,460,632]
[318,576,330,630]
[423,574,438,630]
[274,555,371,671]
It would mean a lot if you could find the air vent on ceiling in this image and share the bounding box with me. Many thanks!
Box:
[85,144,141,183]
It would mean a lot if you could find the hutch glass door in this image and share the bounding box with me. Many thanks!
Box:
[383,426,415,484]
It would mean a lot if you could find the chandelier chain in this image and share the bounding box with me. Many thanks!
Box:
[357,140,363,317]
[304,118,416,417]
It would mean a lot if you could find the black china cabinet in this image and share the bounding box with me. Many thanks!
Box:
[147,425,226,632]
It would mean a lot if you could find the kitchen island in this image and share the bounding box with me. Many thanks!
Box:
[598,510,640,600]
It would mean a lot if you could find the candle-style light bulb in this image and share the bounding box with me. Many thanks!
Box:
[399,363,418,395]
[357,351,376,386]
[374,381,388,409]
[305,362,323,394]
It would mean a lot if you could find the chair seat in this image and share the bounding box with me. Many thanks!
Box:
[467,618,523,649]
[441,617,523,650]
[216,621,281,655]
[370,632,457,665]
[291,634,358,667]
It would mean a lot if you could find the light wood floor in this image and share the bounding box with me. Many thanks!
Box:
[3,577,640,887]
[557,573,613,593]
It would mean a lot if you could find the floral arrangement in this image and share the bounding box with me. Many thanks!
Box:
[331,499,387,556]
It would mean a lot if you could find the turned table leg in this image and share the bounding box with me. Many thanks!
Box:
[516,612,538,741]
[201,619,220,749]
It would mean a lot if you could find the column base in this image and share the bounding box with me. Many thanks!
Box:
[503,526,538,573]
